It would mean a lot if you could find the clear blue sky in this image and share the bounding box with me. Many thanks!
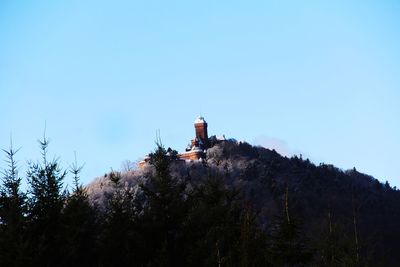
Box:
[1,0,399,188]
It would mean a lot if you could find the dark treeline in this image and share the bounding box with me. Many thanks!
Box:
[0,137,399,266]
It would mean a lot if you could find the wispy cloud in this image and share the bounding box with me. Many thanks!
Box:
[252,135,296,157]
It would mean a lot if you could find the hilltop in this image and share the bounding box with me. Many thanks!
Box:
[1,129,399,266]
[87,139,400,266]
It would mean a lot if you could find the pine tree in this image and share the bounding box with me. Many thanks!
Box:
[26,135,66,266]
[316,211,348,267]
[268,187,312,267]
[238,204,268,267]
[99,170,142,267]
[140,141,188,266]
[183,175,241,267]
[337,197,370,267]
[0,139,28,266]
[60,154,97,267]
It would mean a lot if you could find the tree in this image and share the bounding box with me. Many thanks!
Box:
[98,170,143,267]
[268,187,312,267]
[140,141,188,266]
[120,159,136,172]
[26,135,66,266]
[60,153,98,267]
[0,139,28,266]
[316,210,354,267]
[238,204,268,267]
[337,197,371,267]
[183,175,241,267]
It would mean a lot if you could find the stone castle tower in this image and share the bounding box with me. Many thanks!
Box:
[179,116,210,161]
[193,116,208,148]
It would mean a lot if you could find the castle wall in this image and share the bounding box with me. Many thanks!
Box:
[178,150,204,161]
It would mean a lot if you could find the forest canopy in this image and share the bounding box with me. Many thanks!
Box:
[1,137,399,266]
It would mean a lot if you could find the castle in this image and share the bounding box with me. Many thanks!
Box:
[139,116,225,167]
[178,116,209,161]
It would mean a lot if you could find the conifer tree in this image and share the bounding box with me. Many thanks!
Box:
[316,211,350,267]
[99,170,142,267]
[337,198,370,267]
[183,175,241,267]
[238,204,268,267]
[140,141,188,266]
[0,140,28,266]
[61,154,97,267]
[26,135,66,266]
[268,187,312,267]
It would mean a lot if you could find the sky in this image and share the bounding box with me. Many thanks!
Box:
[1,0,399,188]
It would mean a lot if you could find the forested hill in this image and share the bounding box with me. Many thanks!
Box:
[87,140,400,266]
[2,136,399,266]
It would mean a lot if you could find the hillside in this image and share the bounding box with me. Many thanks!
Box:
[87,140,400,266]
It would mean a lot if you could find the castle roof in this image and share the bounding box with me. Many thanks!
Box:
[194,116,206,124]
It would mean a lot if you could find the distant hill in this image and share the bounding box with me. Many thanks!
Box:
[87,140,400,266]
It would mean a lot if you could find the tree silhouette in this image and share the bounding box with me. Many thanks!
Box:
[60,153,97,267]
[0,139,28,266]
[140,141,188,266]
[26,135,66,266]
[268,187,312,266]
